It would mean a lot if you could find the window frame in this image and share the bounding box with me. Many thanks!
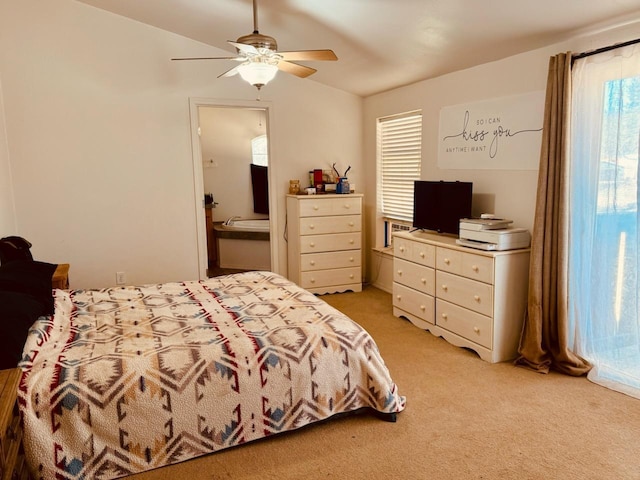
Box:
[251,134,268,166]
[376,110,422,247]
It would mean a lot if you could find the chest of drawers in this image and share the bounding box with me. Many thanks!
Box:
[392,230,529,363]
[286,194,363,294]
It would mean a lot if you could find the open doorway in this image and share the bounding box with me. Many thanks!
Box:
[189,98,278,280]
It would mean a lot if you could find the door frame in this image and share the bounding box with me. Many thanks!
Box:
[189,97,279,279]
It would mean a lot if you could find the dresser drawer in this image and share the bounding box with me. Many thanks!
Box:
[301,251,361,271]
[299,214,361,235]
[301,267,361,289]
[393,282,435,325]
[393,258,435,295]
[394,238,435,267]
[436,270,493,317]
[299,233,361,254]
[435,247,463,274]
[298,197,362,217]
[436,299,492,349]
[436,247,494,284]
[461,253,494,284]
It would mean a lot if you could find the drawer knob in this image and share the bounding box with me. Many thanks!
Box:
[310,278,316,283]
[344,204,351,209]
[420,305,425,311]
[310,260,316,266]
[444,258,450,265]
[397,270,403,276]
[310,242,316,247]
[472,265,479,272]
[420,251,425,258]
[473,327,480,333]
[420,277,426,284]
[313,205,319,210]
[349,257,354,262]
[474,295,480,302]
[400,246,405,253]
[441,313,448,320]
[441,284,448,291]
[348,222,354,227]
[349,239,354,244]
[309,224,315,229]
[396,294,402,301]
[349,274,354,279]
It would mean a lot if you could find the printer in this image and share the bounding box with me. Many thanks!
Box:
[456,217,531,251]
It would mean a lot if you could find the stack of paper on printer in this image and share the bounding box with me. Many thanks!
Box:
[456,218,531,251]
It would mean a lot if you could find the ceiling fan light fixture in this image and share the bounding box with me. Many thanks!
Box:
[171,0,337,89]
[236,32,278,52]
[238,61,278,90]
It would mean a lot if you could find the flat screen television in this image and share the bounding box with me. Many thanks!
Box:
[412,181,473,235]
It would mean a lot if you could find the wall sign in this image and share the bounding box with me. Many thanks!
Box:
[438,91,545,170]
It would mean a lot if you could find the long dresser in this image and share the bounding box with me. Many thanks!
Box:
[286,194,363,294]
[392,230,530,363]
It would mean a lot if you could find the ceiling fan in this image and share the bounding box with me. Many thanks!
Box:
[172,0,338,90]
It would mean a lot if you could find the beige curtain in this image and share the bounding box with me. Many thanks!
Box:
[515,52,591,376]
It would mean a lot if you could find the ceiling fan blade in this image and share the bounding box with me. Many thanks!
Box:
[172,56,241,61]
[218,65,241,78]
[228,41,259,55]
[277,60,317,78]
[278,49,338,62]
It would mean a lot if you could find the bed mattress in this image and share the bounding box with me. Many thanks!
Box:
[18,271,405,479]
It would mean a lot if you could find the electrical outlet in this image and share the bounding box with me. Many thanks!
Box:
[116,271,126,285]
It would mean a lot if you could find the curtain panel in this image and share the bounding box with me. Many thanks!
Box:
[515,52,591,376]
[570,43,640,398]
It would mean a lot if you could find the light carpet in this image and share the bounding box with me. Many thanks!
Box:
[128,286,640,480]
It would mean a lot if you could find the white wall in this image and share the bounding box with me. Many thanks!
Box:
[0,0,362,288]
[362,19,640,287]
[0,77,16,235]
[4,1,634,290]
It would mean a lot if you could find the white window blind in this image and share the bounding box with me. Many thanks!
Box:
[377,111,422,222]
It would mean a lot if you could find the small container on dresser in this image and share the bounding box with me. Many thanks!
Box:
[286,193,363,294]
[392,230,530,363]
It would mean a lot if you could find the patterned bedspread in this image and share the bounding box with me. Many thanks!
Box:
[18,271,405,479]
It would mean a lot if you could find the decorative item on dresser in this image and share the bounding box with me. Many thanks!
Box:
[286,193,363,294]
[0,368,31,480]
[392,230,530,363]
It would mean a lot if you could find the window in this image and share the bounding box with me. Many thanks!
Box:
[569,43,640,398]
[377,111,422,223]
[251,134,268,166]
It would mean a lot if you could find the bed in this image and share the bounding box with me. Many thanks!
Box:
[17,270,405,479]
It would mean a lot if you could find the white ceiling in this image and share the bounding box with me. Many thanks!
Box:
[76,0,640,97]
